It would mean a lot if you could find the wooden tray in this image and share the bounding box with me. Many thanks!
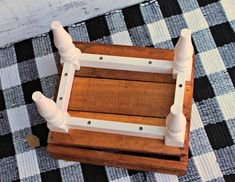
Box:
[47,42,195,175]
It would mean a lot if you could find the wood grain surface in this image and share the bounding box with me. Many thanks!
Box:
[48,42,195,174]
[69,77,175,117]
[48,144,187,175]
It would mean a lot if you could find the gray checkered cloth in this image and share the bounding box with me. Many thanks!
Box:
[0,0,235,181]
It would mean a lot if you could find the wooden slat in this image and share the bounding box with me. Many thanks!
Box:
[69,77,175,117]
[48,129,184,156]
[68,111,166,126]
[74,67,176,84]
[48,144,187,175]
[183,84,194,120]
[181,120,190,162]
[75,42,175,60]
[181,58,195,162]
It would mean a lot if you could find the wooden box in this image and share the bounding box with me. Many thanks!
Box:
[47,42,195,175]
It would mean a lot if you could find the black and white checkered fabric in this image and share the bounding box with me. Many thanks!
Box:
[0,0,235,181]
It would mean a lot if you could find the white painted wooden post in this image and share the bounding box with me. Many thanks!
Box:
[51,20,80,112]
[165,27,194,147]
[165,73,187,147]
[51,20,81,69]
[173,29,194,81]
[32,91,68,133]
[165,105,186,147]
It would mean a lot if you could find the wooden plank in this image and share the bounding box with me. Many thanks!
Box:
[181,56,195,162]
[48,129,184,156]
[48,144,187,175]
[74,67,176,84]
[69,77,175,117]
[0,0,145,47]
[75,42,175,60]
[68,111,166,126]
[183,84,194,120]
[180,120,190,162]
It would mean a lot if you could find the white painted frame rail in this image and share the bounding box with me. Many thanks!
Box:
[32,21,193,147]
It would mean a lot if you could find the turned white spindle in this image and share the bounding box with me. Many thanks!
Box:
[173,28,193,81]
[32,91,68,133]
[165,105,186,147]
[51,20,81,69]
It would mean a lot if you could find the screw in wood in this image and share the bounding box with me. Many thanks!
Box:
[139,126,143,131]
[87,121,91,125]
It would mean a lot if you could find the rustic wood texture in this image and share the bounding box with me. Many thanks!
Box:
[69,77,175,117]
[48,42,195,175]
[69,111,166,126]
[48,144,187,175]
[49,128,185,156]
[180,56,195,162]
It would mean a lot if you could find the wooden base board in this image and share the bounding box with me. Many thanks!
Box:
[48,42,195,175]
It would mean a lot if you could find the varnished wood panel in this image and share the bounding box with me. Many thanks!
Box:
[75,42,174,60]
[48,129,184,156]
[68,111,166,126]
[69,77,175,117]
[48,144,187,175]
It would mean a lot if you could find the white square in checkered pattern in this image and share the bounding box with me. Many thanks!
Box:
[217,92,235,120]
[221,0,235,21]
[147,20,171,44]
[111,31,132,45]
[7,105,31,132]
[193,152,223,181]
[58,159,77,168]
[154,173,178,182]
[199,48,226,74]
[0,64,21,89]
[190,103,204,131]
[184,8,209,32]
[16,150,40,179]
[36,53,57,78]
[111,176,131,182]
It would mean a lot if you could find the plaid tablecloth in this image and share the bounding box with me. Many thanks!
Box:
[0,0,235,181]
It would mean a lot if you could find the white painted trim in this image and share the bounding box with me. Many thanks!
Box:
[173,29,193,81]
[173,73,186,110]
[79,53,173,73]
[67,116,166,139]
[165,73,187,147]
[56,63,75,112]
[32,91,68,133]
